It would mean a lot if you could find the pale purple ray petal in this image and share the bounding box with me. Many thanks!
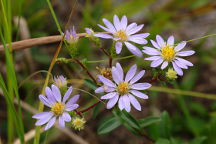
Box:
[102,18,116,33]
[113,15,121,31]
[101,92,117,100]
[44,117,56,130]
[126,23,137,33]
[128,94,141,111]
[59,115,65,128]
[123,95,131,112]
[145,56,162,61]
[121,15,128,30]
[150,40,161,49]
[118,96,124,110]
[142,47,160,55]
[128,36,148,44]
[127,24,144,35]
[115,63,124,81]
[156,35,166,47]
[62,112,71,122]
[175,57,193,66]
[124,42,142,57]
[176,50,195,57]
[99,75,116,87]
[112,67,122,84]
[66,95,80,107]
[35,113,53,126]
[167,35,174,46]
[131,33,150,38]
[115,41,123,54]
[174,41,186,51]
[125,64,137,82]
[63,86,73,103]
[161,61,168,69]
[39,95,51,107]
[130,90,148,99]
[172,62,183,76]
[51,85,61,102]
[130,70,145,84]
[45,87,56,104]
[131,83,152,90]
[106,95,119,109]
[94,33,113,39]
[95,86,105,93]
[33,112,53,119]
[65,104,79,111]
[174,60,188,69]
[98,24,112,32]
[150,58,163,67]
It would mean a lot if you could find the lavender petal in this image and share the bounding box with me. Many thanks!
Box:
[130,90,149,99]
[125,64,137,82]
[128,94,141,111]
[115,41,123,54]
[125,42,142,57]
[130,70,145,84]
[106,95,119,109]
[63,86,73,103]
[44,117,56,130]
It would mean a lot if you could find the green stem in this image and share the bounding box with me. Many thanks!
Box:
[46,0,62,34]
[149,86,216,100]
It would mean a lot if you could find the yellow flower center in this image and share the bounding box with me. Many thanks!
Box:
[115,30,128,41]
[117,82,129,95]
[161,46,175,61]
[70,35,74,40]
[97,67,112,80]
[51,102,65,115]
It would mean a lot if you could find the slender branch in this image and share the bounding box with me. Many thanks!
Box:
[99,47,112,67]
[77,100,101,114]
[73,58,97,84]
[0,32,109,51]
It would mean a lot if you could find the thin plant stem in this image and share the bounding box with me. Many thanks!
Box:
[99,47,113,67]
[149,86,216,100]
[46,0,62,34]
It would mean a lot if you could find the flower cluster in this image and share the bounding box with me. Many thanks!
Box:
[33,14,195,131]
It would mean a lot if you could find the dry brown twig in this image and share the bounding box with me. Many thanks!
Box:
[0,32,109,51]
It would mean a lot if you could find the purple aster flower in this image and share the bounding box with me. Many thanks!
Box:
[95,63,151,112]
[94,15,149,57]
[65,26,78,43]
[85,28,94,36]
[32,85,79,130]
[143,35,195,76]
[53,75,67,88]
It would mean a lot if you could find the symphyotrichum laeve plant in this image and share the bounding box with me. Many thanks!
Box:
[1,0,216,144]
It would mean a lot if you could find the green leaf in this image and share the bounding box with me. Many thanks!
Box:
[84,78,98,90]
[155,138,170,144]
[160,111,171,138]
[92,102,103,119]
[138,116,161,128]
[97,116,121,135]
[120,110,141,130]
[189,136,207,144]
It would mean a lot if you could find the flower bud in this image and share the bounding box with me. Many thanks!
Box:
[65,26,79,58]
[166,68,177,80]
[71,117,86,131]
[53,75,68,93]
